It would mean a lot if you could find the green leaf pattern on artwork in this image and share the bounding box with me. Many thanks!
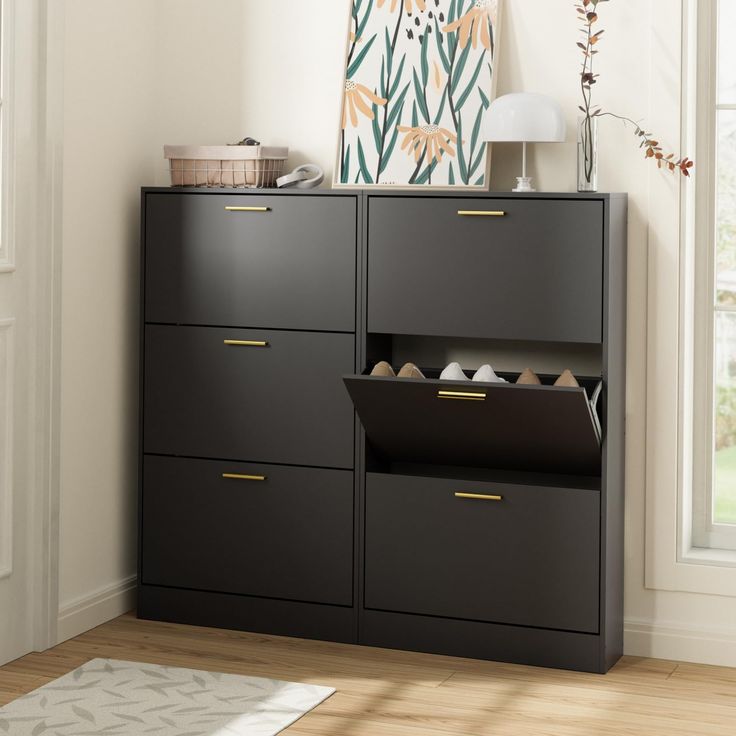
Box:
[357,138,374,184]
[347,33,377,79]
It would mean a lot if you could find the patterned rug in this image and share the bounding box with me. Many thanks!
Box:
[0,658,335,735]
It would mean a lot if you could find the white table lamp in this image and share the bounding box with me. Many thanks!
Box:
[483,93,566,192]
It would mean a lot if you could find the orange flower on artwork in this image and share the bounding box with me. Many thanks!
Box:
[398,124,458,163]
[432,60,444,91]
[443,0,495,50]
[343,80,388,129]
[377,0,426,13]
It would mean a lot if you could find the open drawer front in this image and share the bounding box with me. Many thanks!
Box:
[343,373,602,476]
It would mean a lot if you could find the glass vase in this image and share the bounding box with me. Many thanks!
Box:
[577,115,598,192]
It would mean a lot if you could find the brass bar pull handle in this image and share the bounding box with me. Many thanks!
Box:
[222,473,267,481]
[223,339,269,347]
[457,210,506,217]
[225,206,270,212]
[454,492,503,501]
[437,390,486,401]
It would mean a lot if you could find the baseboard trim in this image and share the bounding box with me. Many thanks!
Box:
[54,590,736,667]
[56,575,137,645]
[624,617,736,667]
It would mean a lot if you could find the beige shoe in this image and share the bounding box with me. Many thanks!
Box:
[516,368,541,385]
[370,361,396,377]
[554,369,579,388]
[397,362,425,379]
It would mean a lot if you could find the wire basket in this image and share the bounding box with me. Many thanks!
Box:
[164,145,289,188]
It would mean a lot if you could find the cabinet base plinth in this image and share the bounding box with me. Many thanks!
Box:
[137,585,356,644]
[360,609,617,674]
[138,586,621,674]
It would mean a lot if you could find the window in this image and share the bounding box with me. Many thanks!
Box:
[692,0,736,552]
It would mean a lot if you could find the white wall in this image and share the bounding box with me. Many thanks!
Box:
[56,0,157,640]
[151,0,246,184]
[54,0,736,664]
[56,0,248,641]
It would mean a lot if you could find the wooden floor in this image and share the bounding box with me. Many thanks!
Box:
[1,614,735,735]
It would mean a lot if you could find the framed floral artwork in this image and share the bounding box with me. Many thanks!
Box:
[334,0,501,189]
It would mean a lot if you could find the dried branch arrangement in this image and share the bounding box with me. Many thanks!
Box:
[576,0,693,179]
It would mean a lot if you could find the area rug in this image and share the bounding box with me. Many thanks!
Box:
[0,658,334,735]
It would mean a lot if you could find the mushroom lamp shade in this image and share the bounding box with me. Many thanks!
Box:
[483,93,566,192]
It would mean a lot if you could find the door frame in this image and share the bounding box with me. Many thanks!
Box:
[0,0,64,655]
[31,0,65,652]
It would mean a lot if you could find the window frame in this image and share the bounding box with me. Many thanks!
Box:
[690,0,736,553]
[645,0,736,598]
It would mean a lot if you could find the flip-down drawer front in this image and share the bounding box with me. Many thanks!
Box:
[145,193,357,332]
[367,197,603,343]
[365,473,600,634]
[144,325,355,469]
[343,374,601,476]
[142,456,353,606]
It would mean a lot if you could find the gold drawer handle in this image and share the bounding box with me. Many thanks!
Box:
[223,339,269,347]
[455,492,503,501]
[438,390,486,401]
[222,473,267,481]
[225,206,270,212]
[457,210,506,217]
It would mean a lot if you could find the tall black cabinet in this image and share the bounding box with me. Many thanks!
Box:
[139,188,627,673]
[139,190,360,642]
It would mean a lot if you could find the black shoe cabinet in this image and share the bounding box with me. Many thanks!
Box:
[138,188,627,673]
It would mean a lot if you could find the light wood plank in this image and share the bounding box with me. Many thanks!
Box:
[1,612,735,735]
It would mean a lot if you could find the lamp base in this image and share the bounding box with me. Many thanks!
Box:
[513,176,535,192]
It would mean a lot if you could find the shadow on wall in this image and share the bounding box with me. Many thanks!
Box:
[121,191,143,571]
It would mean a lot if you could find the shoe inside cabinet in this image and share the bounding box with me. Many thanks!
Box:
[364,333,603,393]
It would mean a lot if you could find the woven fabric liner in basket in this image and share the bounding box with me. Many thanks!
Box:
[164,145,288,188]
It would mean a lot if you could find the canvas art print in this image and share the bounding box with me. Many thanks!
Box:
[336,0,501,188]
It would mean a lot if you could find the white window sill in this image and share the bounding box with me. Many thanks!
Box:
[648,545,736,597]
[682,546,736,568]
